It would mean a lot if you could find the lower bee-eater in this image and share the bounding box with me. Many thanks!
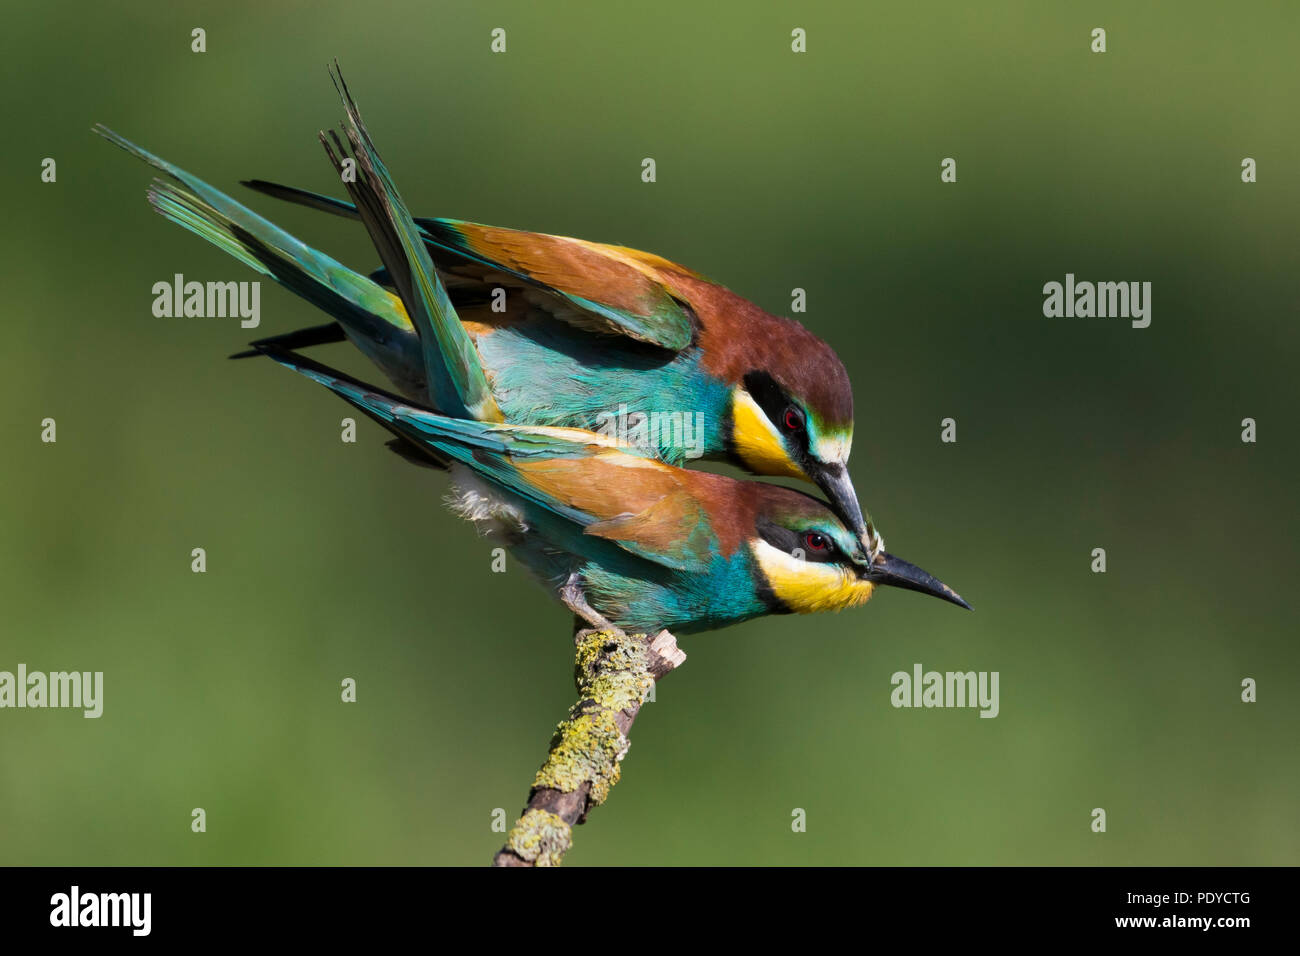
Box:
[254,345,969,635]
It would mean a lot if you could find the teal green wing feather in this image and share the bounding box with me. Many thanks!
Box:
[320,64,502,423]
[257,347,712,572]
[93,124,421,386]
[257,345,607,525]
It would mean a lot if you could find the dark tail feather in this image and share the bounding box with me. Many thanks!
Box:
[385,437,449,471]
[230,322,347,359]
[240,179,361,220]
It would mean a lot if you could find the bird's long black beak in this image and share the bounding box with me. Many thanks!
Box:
[812,462,878,556]
[862,551,971,610]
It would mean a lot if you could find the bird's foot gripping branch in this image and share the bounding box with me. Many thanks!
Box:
[493,628,686,867]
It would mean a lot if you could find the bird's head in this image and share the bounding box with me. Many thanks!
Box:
[746,486,969,616]
[729,359,878,558]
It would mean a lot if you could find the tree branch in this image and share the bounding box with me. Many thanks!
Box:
[492,628,686,866]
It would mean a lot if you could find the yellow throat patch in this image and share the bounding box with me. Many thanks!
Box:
[752,540,876,614]
[730,389,808,480]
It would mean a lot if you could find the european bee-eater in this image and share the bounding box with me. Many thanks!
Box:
[95,68,879,555]
[254,345,969,635]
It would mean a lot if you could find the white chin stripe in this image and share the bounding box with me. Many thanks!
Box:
[813,433,852,465]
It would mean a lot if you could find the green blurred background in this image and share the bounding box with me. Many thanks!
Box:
[2,1,1296,865]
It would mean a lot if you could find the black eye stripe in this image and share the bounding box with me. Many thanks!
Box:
[756,517,839,565]
[743,371,806,441]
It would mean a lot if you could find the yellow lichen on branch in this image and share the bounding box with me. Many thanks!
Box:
[504,808,572,867]
[492,628,685,867]
[532,630,655,805]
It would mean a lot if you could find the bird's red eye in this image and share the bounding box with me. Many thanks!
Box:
[804,532,829,552]
[783,408,802,432]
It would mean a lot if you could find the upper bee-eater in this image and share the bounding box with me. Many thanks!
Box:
[95,67,881,556]
[254,345,969,634]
